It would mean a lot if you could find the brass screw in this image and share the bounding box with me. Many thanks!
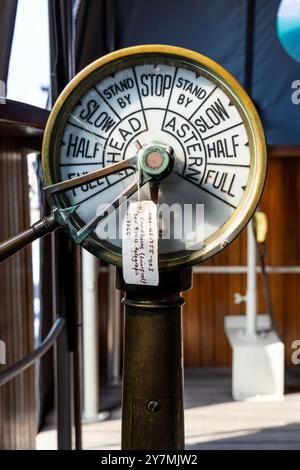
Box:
[220,239,229,249]
[147,400,161,413]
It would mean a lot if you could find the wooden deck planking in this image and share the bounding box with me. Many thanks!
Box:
[36,368,300,450]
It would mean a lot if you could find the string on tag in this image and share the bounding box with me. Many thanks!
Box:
[134,140,143,212]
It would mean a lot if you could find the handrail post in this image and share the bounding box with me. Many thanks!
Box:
[52,233,73,450]
[55,325,73,450]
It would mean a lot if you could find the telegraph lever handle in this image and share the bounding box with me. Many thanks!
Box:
[0,213,59,264]
[0,155,140,264]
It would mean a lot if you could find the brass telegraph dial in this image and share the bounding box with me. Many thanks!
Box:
[42,45,267,269]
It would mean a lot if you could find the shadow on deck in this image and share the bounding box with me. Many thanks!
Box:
[37,367,300,450]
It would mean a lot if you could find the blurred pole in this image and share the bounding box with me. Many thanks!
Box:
[106,0,121,385]
[246,220,257,337]
[82,249,99,420]
[48,0,82,449]
[107,265,121,384]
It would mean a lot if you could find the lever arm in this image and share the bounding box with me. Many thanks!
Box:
[0,214,59,264]
[0,154,147,263]
[44,155,138,197]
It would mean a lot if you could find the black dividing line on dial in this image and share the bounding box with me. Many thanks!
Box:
[188,85,218,121]
[202,122,244,141]
[69,171,134,206]
[161,67,178,131]
[132,66,149,131]
[67,120,106,140]
[93,86,121,120]
[206,162,250,168]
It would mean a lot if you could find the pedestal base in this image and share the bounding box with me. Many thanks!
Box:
[117,268,192,450]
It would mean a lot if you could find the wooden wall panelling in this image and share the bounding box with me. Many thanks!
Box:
[0,129,35,448]
[183,151,300,368]
[0,101,47,449]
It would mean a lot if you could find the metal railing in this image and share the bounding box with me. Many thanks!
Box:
[0,315,81,449]
[0,317,65,387]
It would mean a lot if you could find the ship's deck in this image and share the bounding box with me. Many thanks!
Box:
[37,368,300,450]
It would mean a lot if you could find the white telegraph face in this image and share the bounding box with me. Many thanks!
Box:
[43,46,266,269]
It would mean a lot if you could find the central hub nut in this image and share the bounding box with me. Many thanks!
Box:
[146,151,164,169]
[139,143,174,179]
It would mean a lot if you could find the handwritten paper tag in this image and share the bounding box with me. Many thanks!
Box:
[122,201,159,286]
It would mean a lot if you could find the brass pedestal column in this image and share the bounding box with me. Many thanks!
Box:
[116,268,192,450]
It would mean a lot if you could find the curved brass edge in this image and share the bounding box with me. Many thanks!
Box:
[121,297,186,310]
[42,44,267,270]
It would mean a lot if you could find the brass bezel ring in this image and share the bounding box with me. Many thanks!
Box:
[42,44,267,270]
